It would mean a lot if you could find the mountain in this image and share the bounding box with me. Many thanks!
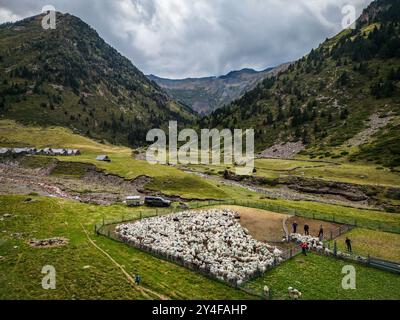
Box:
[202,0,400,168]
[148,64,289,115]
[0,12,195,147]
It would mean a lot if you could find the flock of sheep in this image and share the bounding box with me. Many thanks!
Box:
[290,233,324,252]
[116,209,283,286]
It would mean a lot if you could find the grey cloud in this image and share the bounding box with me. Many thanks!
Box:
[0,0,372,78]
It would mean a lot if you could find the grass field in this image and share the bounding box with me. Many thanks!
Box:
[1,195,399,300]
[0,120,247,200]
[189,158,400,187]
[1,120,399,232]
[0,195,253,300]
[334,228,400,263]
[244,253,400,300]
[0,120,125,154]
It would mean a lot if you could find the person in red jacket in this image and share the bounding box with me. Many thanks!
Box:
[301,242,309,256]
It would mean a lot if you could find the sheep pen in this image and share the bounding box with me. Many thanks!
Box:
[116,209,284,286]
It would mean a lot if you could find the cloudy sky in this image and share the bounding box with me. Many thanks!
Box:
[0,0,372,79]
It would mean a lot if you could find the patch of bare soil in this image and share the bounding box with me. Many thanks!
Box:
[214,205,347,249]
[0,160,154,205]
[286,216,343,239]
[214,205,290,244]
[28,237,69,248]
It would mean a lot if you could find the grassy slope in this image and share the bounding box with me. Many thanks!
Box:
[245,253,400,300]
[0,195,253,300]
[0,13,194,147]
[2,120,400,231]
[202,12,400,168]
[187,157,400,187]
[255,159,400,187]
[0,120,230,200]
[334,228,400,262]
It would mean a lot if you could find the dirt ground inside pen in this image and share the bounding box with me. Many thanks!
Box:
[213,205,346,248]
[285,216,344,239]
[213,205,290,244]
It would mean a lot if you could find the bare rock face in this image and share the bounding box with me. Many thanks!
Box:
[346,114,393,148]
[280,176,370,202]
[259,142,305,159]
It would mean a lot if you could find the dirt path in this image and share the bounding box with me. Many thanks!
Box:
[80,223,169,300]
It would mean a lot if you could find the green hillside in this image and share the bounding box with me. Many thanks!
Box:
[202,0,400,168]
[0,12,195,147]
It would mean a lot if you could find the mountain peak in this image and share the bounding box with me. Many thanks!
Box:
[0,12,195,147]
[148,66,280,114]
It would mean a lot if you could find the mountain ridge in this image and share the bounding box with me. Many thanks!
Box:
[202,0,400,168]
[148,64,289,115]
[0,12,195,147]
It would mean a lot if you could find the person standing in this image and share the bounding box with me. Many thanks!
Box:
[301,242,309,256]
[345,238,352,252]
[292,221,298,233]
[318,225,324,241]
[304,224,310,236]
[135,274,141,285]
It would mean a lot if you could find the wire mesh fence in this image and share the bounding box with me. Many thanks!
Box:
[94,198,400,283]
[94,203,306,298]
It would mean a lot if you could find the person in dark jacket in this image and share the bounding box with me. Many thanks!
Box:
[318,225,324,241]
[345,238,352,252]
[304,224,310,236]
[292,221,298,233]
[135,274,141,285]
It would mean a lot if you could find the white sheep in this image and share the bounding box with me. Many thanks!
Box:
[116,209,282,284]
[288,287,302,300]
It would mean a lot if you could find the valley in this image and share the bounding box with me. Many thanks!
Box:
[1,0,400,302]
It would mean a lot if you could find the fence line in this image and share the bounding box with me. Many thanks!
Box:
[95,199,399,235]
[95,205,304,296]
[94,199,400,282]
[213,199,400,234]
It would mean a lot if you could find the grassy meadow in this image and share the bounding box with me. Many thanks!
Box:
[1,195,399,300]
[334,228,400,263]
[244,253,400,300]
